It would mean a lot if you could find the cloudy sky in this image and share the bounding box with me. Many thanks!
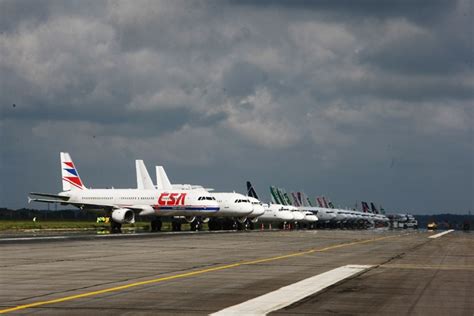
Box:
[1,0,472,214]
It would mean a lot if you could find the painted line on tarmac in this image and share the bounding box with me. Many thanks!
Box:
[428,229,454,239]
[382,263,474,271]
[210,264,373,316]
[0,236,71,242]
[0,234,403,314]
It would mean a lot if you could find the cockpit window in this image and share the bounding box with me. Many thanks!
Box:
[199,196,216,201]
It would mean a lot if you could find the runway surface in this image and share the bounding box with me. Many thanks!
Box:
[0,229,472,315]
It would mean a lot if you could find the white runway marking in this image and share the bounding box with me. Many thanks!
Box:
[428,229,455,239]
[210,264,373,316]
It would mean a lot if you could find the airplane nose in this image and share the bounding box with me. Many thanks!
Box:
[240,203,253,215]
[293,211,304,221]
[252,206,265,217]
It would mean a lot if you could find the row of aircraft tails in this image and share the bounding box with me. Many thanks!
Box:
[28,152,390,233]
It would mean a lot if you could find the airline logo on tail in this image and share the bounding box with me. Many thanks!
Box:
[62,161,84,189]
[361,201,370,213]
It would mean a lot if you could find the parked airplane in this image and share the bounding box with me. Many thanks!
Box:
[246,181,295,226]
[29,153,220,233]
[151,164,254,230]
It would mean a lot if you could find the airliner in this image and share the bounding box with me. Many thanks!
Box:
[268,187,320,228]
[246,181,295,226]
[137,162,254,230]
[29,153,220,233]
[287,191,335,227]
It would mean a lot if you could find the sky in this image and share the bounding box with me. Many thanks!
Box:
[0,0,472,214]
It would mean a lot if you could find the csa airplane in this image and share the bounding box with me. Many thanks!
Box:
[28,153,219,233]
[137,162,254,230]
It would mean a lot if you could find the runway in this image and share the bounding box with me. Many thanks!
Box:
[0,229,472,315]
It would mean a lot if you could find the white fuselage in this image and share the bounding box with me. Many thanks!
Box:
[298,206,336,222]
[257,203,294,223]
[211,192,254,218]
[281,205,305,222]
[61,188,220,217]
[248,196,265,219]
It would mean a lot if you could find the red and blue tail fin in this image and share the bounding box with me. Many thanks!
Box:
[60,152,86,191]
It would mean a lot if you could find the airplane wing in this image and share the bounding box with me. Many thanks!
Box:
[29,192,70,201]
[28,193,153,215]
[28,193,114,210]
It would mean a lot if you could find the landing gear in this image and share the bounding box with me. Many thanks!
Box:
[237,221,249,231]
[223,219,237,230]
[247,220,255,230]
[110,221,122,234]
[190,219,203,231]
[151,219,162,232]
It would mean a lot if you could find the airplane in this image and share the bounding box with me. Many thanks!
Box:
[244,181,265,227]
[28,153,220,233]
[246,181,295,227]
[287,191,335,228]
[136,162,254,230]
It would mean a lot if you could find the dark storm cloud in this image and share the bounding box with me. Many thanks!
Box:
[0,0,472,213]
[227,0,456,22]
[0,0,106,33]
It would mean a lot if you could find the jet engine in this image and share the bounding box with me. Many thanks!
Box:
[111,208,135,224]
[201,217,210,223]
[185,216,196,223]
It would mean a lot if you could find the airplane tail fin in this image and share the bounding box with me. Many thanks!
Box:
[291,192,300,206]
[246,181,259,199]
[370,202,379,214]
[136,160,155,190]
[361,201,370,213]
[156,166,173,190]
[321,196,329,208]
[60,152,86,191]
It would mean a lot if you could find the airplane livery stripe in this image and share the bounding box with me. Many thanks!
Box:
[154,206,220,211]
[62,177,83,189]
[65,168,78,176]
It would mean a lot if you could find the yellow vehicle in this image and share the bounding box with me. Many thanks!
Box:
[97,216,110,224]
[427,222,438,230]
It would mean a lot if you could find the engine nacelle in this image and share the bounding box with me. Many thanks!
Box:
[201,217,210,223]
[236,217,247,224]
[111,208,135,224]
[185,216,196,223]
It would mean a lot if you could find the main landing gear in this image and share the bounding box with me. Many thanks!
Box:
[190,219,203,231]
[110,221,122,234]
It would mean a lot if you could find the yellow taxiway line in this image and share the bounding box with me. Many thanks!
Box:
[0,234,404,314]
